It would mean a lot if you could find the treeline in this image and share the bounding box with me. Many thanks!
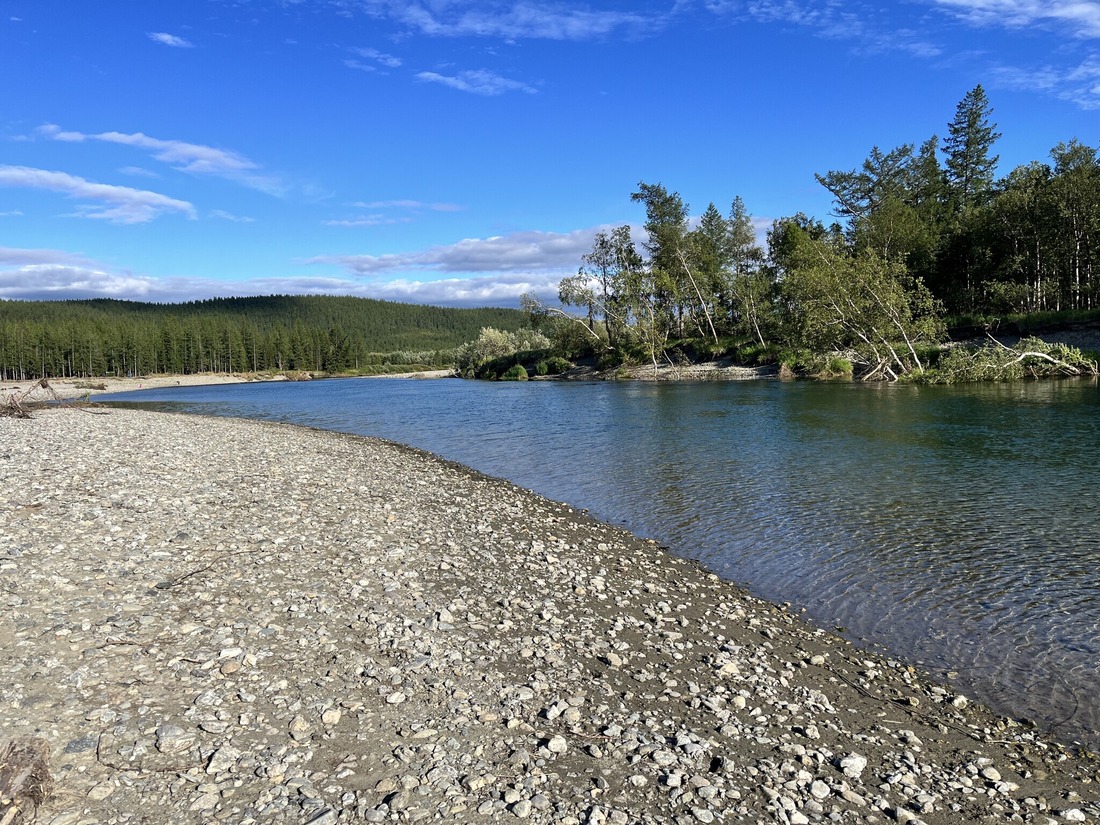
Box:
[525,86,1099,380]
[0,295,526,380]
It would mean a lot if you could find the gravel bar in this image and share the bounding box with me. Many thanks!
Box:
[1,408,1097,824]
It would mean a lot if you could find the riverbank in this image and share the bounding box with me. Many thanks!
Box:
[1,409,1097,824]
[1,373,261,402]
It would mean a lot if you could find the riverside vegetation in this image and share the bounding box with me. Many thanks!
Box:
[464,86,1100,383]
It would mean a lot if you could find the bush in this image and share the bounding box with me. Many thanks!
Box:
[501,364,528,381]
[543,356,572,375]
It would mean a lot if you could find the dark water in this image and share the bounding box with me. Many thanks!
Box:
[101,377,1100,747]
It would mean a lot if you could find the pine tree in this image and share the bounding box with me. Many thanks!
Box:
[944,84,1001,209]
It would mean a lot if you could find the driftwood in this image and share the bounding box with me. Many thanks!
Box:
[0,738,52,824]
[1,380,64,419]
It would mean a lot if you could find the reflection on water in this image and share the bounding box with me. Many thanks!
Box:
[102,376,1100,747]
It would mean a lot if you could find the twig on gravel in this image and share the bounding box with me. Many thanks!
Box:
[152,548,263,591]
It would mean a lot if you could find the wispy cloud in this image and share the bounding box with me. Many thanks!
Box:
[308,226,603,275]
[0,246,97,267]
[38,124,285,195]
[363,2,662,41]
[118,165,160,178]
[0,165,196,224]
[326,199,464,226]
[351,199,463,212]
[417,68,537,95]
[706,0,942,57]
[211,209,255,222]
[148,32,194,48]
[989,56,1100,109]
[324,215,411,227]
[352,46,402,67]
[929,0,1100,38]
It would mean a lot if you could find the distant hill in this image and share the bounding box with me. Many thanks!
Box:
[0,295,529,378]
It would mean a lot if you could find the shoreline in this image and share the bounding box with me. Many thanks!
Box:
[1,408,1096,824]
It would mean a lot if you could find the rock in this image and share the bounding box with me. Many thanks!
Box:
[155,724,195,754]
[546,735,568,754]
[511,799,532,818]
[840,753,868,778]
[206,745,240,774]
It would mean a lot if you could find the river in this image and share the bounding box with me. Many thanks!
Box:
[101,376,1100,748]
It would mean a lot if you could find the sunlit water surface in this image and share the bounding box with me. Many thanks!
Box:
[102,377,1100,747]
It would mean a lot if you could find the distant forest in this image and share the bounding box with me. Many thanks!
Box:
[0,295,526,380]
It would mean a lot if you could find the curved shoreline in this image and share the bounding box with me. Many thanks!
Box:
[1,408,1097,824]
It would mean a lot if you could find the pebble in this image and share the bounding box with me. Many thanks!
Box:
[1,408,1096,825]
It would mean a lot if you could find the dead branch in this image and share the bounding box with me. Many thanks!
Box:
[2,379,72,419]
[0,738,52,825]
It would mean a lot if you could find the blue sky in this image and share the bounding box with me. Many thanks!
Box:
[2,0,1098,307]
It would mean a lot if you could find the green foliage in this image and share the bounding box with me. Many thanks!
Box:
[0,295,525,380]
[501,364,529,381]
[534,356,572,376]
[919,336,1098,383]
[453,327,551,378]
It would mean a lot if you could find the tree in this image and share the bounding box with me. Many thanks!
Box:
[631,181,718,342]
[944,84,1001,209]
[1048,139,1100,310]
[777,222,943,379]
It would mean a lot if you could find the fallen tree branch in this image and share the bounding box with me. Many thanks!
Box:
[0,738,52,825]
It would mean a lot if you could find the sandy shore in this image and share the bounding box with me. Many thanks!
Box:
[0,373,260,402]
[1,409,1098,824]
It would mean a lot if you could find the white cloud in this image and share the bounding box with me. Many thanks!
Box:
[211,209,255,222]
[38,124,284,195]
[352,46,402,67]
[0,210,23,217]
[327,199,465,225]
[417,68,537,95]
[308,226,605,276]
[148,32,195,48]
[363,2,661,41]
[118,165,160,178]
[344,59,379,72]
[0,245,552,307]
[930,0,1100,38]
[353,272,561,306]
[325,215,407,227]
[707,0,942,57]
[0,248,156,299]
[352,199,464,211]
[989,56,1100,109]
[0,165,196,224]
[0,246,96,267]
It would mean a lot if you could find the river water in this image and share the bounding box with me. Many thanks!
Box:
[102,376,1100,748]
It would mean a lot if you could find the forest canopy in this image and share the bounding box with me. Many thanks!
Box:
[0,295,526,380]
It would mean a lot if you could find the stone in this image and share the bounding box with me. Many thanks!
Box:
[840,753,868,778]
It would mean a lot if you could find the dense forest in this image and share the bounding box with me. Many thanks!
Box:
[0,295,526,380]
[517,85,1099,381]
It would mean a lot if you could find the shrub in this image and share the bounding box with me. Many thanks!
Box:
[543,356,572,375]
[501,364,528,381]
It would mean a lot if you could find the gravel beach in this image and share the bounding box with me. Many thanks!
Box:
[1,408,1097,824]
